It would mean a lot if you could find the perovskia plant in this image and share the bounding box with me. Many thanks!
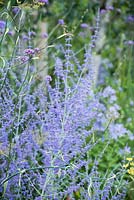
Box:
[0,5,132,200]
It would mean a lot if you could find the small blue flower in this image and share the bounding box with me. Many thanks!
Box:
[0,20,6,29]
[80,23,88,28]
[58,19,64,25]
[38,0,48,4]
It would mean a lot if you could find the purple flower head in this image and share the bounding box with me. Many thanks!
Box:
[102,86,116,98]
[38,0,48,4]
[42,32,48,38]
[109,123,129,140]
[126,15,134,23]
[109,95,117,103]
[106,105,120,120]
[7,31,14,36]
[0,20,6,29]
[124,145,131,153]
[35,197,42,200]
[106,6,114,11]
[28,31,36,37]
[45,75,52,82]
[22,34,29,41]
[34,47,40,54]
[20,56,29,63]
[12,7,20,14]
[24,48,35,55]
[80,23,88,28]
[58,19,64,25]
[100,9,107,14]
[124,40,134,45]
[119,145,131,155]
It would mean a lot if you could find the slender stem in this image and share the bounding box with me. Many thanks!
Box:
[0,165,68,186]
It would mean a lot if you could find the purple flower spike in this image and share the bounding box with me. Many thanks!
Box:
[124,40,134,45]
[7,31,14,36]
[20,56,29,63]
[12,7,20,14]
[0,20,6,29]
[106,6,114,11]
[80,23,88,28]
[126,15,134,22]
[24,48,35,55]
[58,19,64,25]
[100,9,107,14]
[28,31,36,37]
[22,35,29,41]
[42,32,48,38]
[34,47,40,54]
[38,0,48,4]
